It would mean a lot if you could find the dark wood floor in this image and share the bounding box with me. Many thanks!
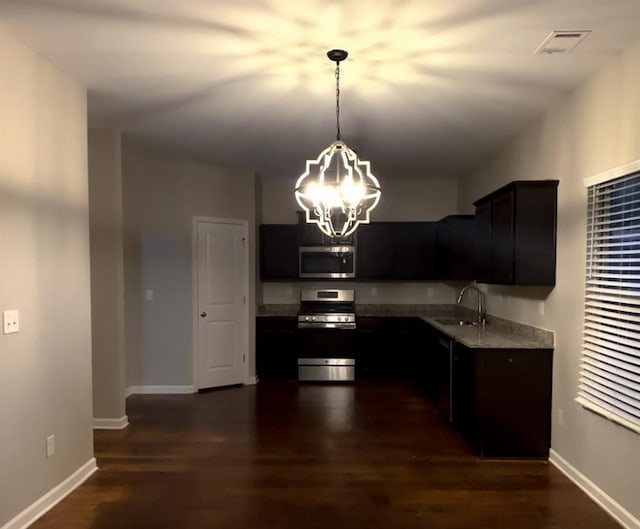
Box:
[31,381,619,529]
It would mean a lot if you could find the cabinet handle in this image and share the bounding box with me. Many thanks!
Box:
[200,312,207,318]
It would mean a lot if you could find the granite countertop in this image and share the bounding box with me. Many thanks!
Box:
[423,315,554,349]
[257,304,299,317]
[356,304,554,349]
[257,303,554,350]
[356,303,453,317]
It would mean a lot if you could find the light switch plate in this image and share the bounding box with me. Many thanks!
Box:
[46,434,55,458]
[3,310,19,334]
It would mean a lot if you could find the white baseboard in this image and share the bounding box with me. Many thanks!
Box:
[549,449,640,529]
[245,376,257,385]
[93,415,129,430]
[1,458,97,529]
[126,385,196,395]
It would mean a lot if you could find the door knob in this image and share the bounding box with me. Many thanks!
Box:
[200,312,207,318]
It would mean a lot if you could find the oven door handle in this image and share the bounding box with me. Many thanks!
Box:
[297,323,356,330]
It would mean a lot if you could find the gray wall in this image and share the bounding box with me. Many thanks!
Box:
[0,29,94,525]
[260,174,461,305]
[88,129,126,421]
[122,145,257,387]
[458,38,640,523]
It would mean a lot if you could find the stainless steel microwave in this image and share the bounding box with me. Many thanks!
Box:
[299,246,356,279]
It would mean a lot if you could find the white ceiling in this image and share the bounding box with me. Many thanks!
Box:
[2,0,640,180]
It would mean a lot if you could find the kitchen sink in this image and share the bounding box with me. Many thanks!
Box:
[433,317,480,327]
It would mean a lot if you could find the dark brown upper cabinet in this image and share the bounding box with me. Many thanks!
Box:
[356,222,437,280]
[436,215,476,281]
[259,224,299,280]
[473,180,559,286]
[297,211,355,247]
[356,223,395,280]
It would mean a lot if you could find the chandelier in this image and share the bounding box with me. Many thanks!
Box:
[295,49,381,238]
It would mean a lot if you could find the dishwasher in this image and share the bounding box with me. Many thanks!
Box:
[436,334,454,422]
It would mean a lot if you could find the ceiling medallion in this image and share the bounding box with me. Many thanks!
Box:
[294,49,381,238]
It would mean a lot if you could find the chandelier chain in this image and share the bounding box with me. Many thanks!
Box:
[335,61,341,141]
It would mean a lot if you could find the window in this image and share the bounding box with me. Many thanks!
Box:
[578,168,640,434]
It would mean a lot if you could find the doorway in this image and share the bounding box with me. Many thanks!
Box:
[193,217,249,389]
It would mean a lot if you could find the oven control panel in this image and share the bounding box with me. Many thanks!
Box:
[297,313,356,329]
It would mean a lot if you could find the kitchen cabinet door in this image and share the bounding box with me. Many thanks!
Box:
[356,222,437,280]
[386,317,428,378]
[475,348,553,458]
[473,180,558,285]
[393,223,437,279]
[422,329,453,421]
[298,220,325,246]
[259,224,299,280]
[256,317,298,380]
[355,317,428,380]
[451,344,477,441]
[354,317,388,379]
[436,215,476,280]
[448,342,553,458]
[356,223,395,280]
[474,203,492,283]
[491,191,515,284]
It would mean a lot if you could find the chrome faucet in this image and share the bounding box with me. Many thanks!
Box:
[456,283,486,327]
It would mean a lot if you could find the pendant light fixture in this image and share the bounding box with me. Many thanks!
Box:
[295,49,381,238]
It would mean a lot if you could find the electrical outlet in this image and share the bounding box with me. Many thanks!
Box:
[371,287,378,297]
[3,310,19,334]
[46,435,55,458]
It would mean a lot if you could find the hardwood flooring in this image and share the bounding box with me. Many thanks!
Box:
[31,381,619,529]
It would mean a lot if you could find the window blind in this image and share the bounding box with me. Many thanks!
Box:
[578,171,640,434]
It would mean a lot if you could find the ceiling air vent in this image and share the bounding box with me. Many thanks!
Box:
[534,30,591,55]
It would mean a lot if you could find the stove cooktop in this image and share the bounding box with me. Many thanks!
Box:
[297,289,356,329]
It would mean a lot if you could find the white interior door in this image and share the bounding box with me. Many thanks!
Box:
[196,219,247,389]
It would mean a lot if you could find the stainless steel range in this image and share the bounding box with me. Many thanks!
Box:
[297,289,356,381]
[297,289,356,329]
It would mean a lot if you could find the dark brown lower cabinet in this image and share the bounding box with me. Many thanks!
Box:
[354,317,388,379]
[355,317,426,380]
[256,317,298,380]
[451,343,553,458]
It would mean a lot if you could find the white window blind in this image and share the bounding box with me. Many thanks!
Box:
[578,170,640,434]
